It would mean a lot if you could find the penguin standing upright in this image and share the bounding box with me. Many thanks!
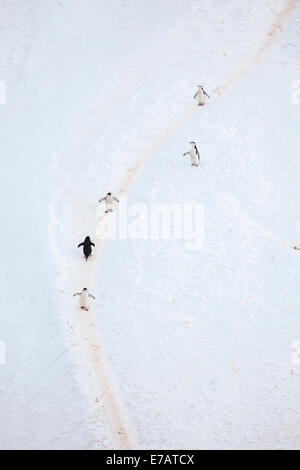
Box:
[73,288,95,311]
[183,142,200,167]
[194,85,210,106]
[78,236,95,262]
[99,192,119,213]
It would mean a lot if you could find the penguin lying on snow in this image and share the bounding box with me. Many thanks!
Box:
[194,85,210,106]
[73,288,95,311]
[78,236,95,262]
[183,142,200,167]
[99,192,119,213]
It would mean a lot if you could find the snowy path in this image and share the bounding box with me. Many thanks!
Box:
[1,0,300,450]
[116,0,299,200]
[55,0,299,449]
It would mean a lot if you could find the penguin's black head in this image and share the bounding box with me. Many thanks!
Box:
[190,141,196,145]
[85,236,91,242]
[83,288,88,291]
[107,192,112,196]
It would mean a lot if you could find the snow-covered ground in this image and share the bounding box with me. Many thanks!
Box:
[1,0,300,450]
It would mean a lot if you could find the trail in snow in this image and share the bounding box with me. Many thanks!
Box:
[212,0,299,96]
[54,0,298,450]
[50,192,136,449]
[116,0,299,199]
[48,74,139,448]
[75,237,137,450]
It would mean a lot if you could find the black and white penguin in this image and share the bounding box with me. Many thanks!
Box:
[194,85,210,106]
[78,236,95,262]
[99,192,119,213]
[183,142,200,167]
[73,288,95,311]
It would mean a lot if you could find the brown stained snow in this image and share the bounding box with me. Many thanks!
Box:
[116,0,299,202]
[69,0,299,451]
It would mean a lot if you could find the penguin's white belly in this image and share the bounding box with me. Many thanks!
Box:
[197,90,205,104]
[190,149,199,165]
[105,203,113,212]
[105,196,114,210]
[79,293,89,308]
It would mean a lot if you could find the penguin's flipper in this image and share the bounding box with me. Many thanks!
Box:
[78,242,84,248]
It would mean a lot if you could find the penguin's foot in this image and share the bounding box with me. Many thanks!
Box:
[84,308,89,311]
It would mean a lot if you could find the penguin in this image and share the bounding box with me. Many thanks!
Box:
[194,85,210,106]
[183,142,200,167]
[73,288,95,311]
[78,236,95,262]
[99,192,119,213]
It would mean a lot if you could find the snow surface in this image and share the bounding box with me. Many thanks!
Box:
[1,0,300,450]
